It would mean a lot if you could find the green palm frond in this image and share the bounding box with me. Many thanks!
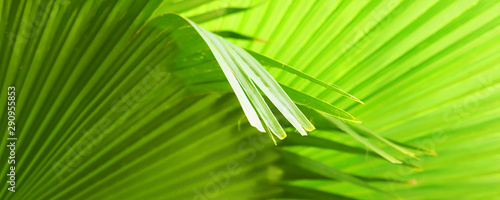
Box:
[1,0,499,200]
[190,20,315,140]
[185,0,500,199]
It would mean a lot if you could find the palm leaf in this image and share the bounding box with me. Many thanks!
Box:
[2,0,499,199]
[190,0,500,199]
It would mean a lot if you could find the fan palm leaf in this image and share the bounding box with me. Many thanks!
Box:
[1,0,499,199]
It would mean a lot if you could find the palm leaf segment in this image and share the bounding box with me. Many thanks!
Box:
[2,0,497,199]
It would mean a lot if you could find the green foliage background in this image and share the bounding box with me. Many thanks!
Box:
[0,0,499,199]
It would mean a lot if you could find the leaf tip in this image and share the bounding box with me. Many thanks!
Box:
[407,179,418,185]
[391,160,403,164]
[348,118,362,123]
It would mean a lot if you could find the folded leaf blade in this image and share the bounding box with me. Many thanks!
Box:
[187,19,317,139]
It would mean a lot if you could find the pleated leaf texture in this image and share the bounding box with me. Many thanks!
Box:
[1,0,499,200]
